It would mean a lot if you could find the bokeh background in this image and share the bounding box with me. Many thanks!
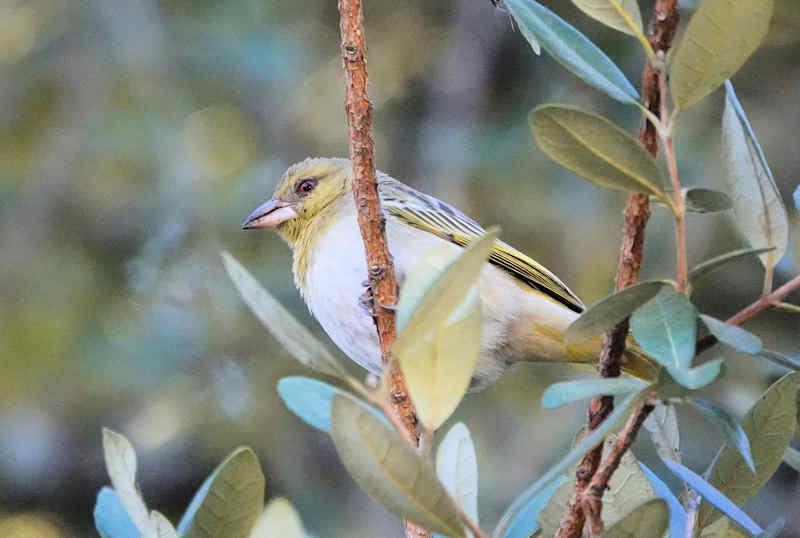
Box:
[2,0,799,536]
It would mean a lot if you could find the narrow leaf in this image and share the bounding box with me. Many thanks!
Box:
[684,188,733,213]
[505,0,639,104]
[759,350,800,371]
[541,377,648,409]
[150,512,179,538]
[783,446,800,472]
[436,423,479,529]
[638,463,688,538]
[94,487,140,538]
[249,498,306,538]
[502,475,568,538]
[722,81,788,271]
[530,106,673,208]
[758,518,786,538]
[330,395,465,537]
[277,376,376,433]
[689,247,776,284]
[565,280,671,345]
[570,0,643,36]
[178,447,265,538]
[700,372,800,527]
[662,460,763,536]
[670,0,775,109]
[690,398,755,472]
[221,251,348,379]
[602,499,669,538]
[631,288,698,373]
[699,315,762,354]
[102,429,153,536]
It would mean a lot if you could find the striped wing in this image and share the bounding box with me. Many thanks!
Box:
[379,177,585,313]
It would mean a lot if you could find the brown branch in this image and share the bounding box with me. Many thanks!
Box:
[337,2,427,537]
[555,2,680,537]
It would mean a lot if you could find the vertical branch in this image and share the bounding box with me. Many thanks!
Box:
[555,2,680,537]
[337,2,428,536]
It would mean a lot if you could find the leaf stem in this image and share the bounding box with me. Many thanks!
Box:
[608,0,656,60]
[663,135,688,291]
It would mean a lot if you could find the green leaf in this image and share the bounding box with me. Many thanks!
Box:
[249,498,306,538]
[689,247,776,284]
[504,0,639,104]
[700,372,800,527]
[530,105,673,209]
[643,403,680,462]
[603,499,669,538]
[699,315,762,354]
[541,377,649,409]
[570,0,643,36]
[759,350,800,371]
[699,518,748,538]
[150,512,178,538]
[277,376,375,433]
[221,251,348,380]
[631,288,698,373]
[670,0,775,109]
[330,395,465,537]
[493,390,645,538]
[722,81,788,272]
[101,429,152,537]
[662,460,763,536]
[565,281,671,345]
[502,475,568,538]
[638,463,688,538]
[435,423,479,533]
[690,398,755,473]
[783,446,800,472]
[667,359,723,391]
[179,447,265,538]
[684,188,734,213]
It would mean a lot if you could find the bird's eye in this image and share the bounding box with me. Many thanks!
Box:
[295,178,317,196]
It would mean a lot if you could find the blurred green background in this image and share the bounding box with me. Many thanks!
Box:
[1,0,799,536]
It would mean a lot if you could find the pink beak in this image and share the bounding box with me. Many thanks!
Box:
[242,199,298,229]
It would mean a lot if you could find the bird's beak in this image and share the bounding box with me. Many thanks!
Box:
[242,199,298,229]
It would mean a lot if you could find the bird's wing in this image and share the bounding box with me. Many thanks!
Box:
[379,177,585,313]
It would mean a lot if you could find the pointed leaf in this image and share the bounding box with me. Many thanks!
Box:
[330,395,465,537]
[690,398,755,472]
[541,377,648,409]
[102,429,153,536]
[570,0,643,36]
[436,423,479,529]
[94,487,140,538]
[700,315,762,354]
[151,512,179,538]
[631,288,698,373]
[667,359,723,390]
[684,188,733,213]
[566,280,671,345]
[700,372,800,527]
[689,247,776,284]
[722,82,788,271]
[179,447,265,538]
[782,446,800,473]
[759,350,800,371]
[221,251,348,380]
[638,463,688,538]
[504,0,638,104]
[758,518,786,538]
[603,499,668,538]
[502,475,568,538]
[249,498,306,538]
[643,403,680,462]
[670,0,775,109]
[530,105,673,208]
[662,460,763,536]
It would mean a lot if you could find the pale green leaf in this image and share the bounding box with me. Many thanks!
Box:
[603,499,669,538]
[684,188,733,213]
[541,377,648,409]
[435,423,479,533]
[277,376,377,433]
[571,0,643,36]
[783,446,800,472]
[699,315,762,354]
[666,359,723,391]
[530,105,673,209]
[688,247,776,284]
[505,0,639,104]
[630,288,698,373]
[700,372,800,527]
[503,475,568,538]
[102,429,153,537]
[721,81,788,271]
[330,395,465,537]
[643,402,680,462]
[699,518,748,538]
[690,398,755,473]
[150,512,178,538]
[565,280,671,345]
[759,350,800,371]
[670,0,775,109]
[249,498,306,538]
[221,251,348,380]
[180,447,265,538]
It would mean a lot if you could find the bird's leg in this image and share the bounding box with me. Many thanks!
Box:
[359,279,376,317]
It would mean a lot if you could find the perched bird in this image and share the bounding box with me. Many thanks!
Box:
[243,157,655,388]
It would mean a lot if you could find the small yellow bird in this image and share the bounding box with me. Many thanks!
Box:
[243,157,654,387]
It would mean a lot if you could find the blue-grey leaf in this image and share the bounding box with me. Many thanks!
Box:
[666,359,723,390]
[690,398,755,472]
[541,377,649,409]
[94,487,140,538]
[502,475,568,538]
[504,0,638,104]
[759,350,800,371]
[758,517,785,538]
[278,376,353,432]
[631,288,698,372]
[700,314,762,354]
[637,464,686,538]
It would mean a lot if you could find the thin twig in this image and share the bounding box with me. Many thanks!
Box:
[663,135,688,291]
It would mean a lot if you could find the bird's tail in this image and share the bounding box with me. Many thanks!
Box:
[563,336,660,382]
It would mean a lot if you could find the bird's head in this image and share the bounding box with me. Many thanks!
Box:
[242,157,353,245]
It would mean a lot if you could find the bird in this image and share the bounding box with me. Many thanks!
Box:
[242,157,656,388]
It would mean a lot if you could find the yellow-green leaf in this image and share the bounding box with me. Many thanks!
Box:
[670,0,775,110]
[603,499,669,538]
[249,498,306,538]
[571,0,643,36]
[700,517,748,538]
[330,395,465,537]
[700,372,799,527]
[529,105,674,210]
